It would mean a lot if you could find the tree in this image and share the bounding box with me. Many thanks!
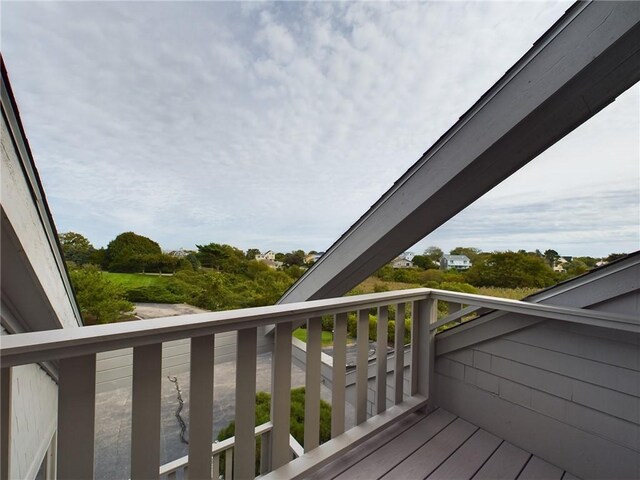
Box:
[59,232,95,265]
[245,248,260,260]
[605,253,627,263]
[465,251,556,288]
[283,250,305,267]
[543,249,559,267]
[195,243,245,272]
[449,247,482,263]
[411,254,434,270]
[105,232,162,272]
[69,264,134,324]
[424,246,443,262]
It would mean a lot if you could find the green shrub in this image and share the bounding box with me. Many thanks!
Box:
[125,285,184,303]
[217,388,331,475]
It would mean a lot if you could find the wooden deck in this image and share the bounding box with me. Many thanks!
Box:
[307,409,578,480]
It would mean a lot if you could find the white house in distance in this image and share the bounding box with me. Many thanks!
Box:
[440,254,472,271]
[255,250,275,262]
[391,256,414,269]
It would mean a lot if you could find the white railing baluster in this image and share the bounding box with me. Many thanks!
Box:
[1,367,11,480]
[131,344,162,480]
[356,309,369,424]
[271,322,292,469]
[304,317,321,452]
[394,303,405,404]
[331,313,347,437]
[376,306,388,414]
[235,327,257,478]
[189,335,215,480]
[57,354,96,480]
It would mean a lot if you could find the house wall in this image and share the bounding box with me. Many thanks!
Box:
[96,327,274,392]
[1,327,57,480]
[434,286,640,479]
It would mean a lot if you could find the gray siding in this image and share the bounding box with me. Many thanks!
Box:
[434,291,640,479]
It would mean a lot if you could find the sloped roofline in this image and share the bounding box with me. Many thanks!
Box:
[1,55,83,326]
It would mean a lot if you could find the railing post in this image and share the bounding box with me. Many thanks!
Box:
[271,321,292,469]
[376,306,388,414]
[411,299,436,401]
[331,313,347,437]
[189,335,215,480]
[304,317,321,452]
[1,368,11,480]
[234,327,257,479]
[394,303,405,405]
[131,343,162,480]
[356,309,369,424]
[57,354,96,480]
[260,430,272,475]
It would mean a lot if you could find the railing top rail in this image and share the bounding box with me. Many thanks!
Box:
[2,288,636,368]
[429,289,639,333]
[0,288,429,367]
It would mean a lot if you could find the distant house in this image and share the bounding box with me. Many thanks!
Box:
[403,252,415,262]
[392,257,414,269]
[440,254,472,270]
[256,250,276,262]
[261,259,283,269]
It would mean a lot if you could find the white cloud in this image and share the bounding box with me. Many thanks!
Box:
[2,1,637,257]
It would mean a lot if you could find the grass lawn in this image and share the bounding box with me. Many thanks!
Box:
[102,272,172,289]
[293,328,334,346]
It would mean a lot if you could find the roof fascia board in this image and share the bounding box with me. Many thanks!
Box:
[1,59,82,326]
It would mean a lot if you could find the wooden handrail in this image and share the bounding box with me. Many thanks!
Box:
[2,288,636,368]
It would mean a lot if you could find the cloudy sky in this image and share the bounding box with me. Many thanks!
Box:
[2,1,638,258]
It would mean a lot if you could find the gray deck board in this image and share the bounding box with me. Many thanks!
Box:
[518,456,564,480]
[380,418,478,479]
[304,412,425,480]
[309,408,578,480]
[472,441,531,480]
[426,429,502,479]
[334,409,456,480]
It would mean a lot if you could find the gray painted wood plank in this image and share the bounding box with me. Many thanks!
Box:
[304,412,426,480]
[435,373,640,479]
[427,429,501,480]
[518,456,563,480]
[334,409,456,480]
[381,418,478,479]
[561,472,580,480]
[472,442,531,480]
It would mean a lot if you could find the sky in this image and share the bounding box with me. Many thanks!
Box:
[2,1,638,258]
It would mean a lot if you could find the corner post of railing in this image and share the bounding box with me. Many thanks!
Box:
[411,295,437,407]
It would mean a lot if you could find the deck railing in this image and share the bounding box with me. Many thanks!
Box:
[1,288,636,480]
